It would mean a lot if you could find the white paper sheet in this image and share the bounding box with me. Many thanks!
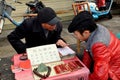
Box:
[58,46,75,56]
[27,44,61,66]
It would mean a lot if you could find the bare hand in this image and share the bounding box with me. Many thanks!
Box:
[56,39,68,47]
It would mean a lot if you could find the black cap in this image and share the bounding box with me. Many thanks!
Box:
[68,11,94,33]
[37,7,59,25]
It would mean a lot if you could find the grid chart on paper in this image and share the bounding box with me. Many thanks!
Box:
[27,44,61,65]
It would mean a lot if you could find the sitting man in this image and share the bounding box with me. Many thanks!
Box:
[7,7,67,54]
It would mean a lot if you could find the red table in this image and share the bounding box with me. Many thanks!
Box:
[11,54,90,80]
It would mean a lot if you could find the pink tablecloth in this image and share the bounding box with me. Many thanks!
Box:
[12,54,90,80]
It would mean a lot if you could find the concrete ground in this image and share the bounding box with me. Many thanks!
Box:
[0,15,120,58]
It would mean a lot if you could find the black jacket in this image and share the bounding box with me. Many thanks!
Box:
[7,17,64,54]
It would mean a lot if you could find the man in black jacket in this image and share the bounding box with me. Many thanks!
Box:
[7,7,67,54]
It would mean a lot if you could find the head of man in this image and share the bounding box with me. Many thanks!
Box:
[37,7,59,31]
[68,11,97,41]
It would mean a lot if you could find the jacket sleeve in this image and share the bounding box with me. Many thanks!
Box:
[89,42,111,80]
[7,22,27,54]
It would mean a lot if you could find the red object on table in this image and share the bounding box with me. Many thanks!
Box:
[12,54,90,80]
[19,60,31,69]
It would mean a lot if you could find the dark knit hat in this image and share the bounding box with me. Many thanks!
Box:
[37,7,59,25]
[68,11,95,33]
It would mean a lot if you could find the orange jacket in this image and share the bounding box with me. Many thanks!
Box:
[82,32,120,80]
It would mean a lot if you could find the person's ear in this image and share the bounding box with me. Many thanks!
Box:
[83,30,90,37]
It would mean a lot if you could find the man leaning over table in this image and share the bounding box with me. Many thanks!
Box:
[7,7,67,54]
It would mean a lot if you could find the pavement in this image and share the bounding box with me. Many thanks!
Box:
[0,57,14,80]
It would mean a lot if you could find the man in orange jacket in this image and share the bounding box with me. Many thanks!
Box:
[68,11,120,80]
[96,0,106,10]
